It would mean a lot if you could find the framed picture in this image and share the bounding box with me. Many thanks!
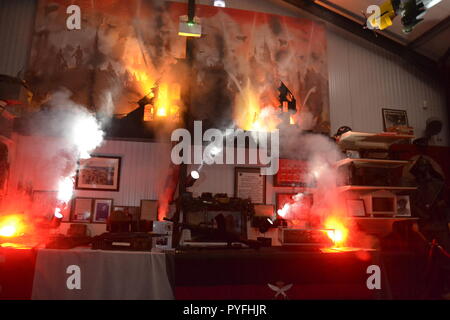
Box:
[93,199,113,223]
[234,167,266,204]
[396,195,411,217]
[71,198,93,223]
[274,159,310,187]
[346,199,366,217]
[382,108,409,132]
[140,200,158,221]
[76,156,121,191]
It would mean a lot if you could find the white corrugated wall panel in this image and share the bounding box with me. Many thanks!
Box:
[0,0,36,76]
[328,30,448,145]
[9,135,173,207]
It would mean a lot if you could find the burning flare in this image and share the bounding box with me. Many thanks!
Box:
[324,216,349,246]
[0,215,26,238]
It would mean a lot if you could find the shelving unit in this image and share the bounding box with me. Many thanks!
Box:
[336,131,417,220]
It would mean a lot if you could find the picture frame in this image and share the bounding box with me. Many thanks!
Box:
[382,108,409,132]
[76,156,121,191]
[274,159,310,187]
[93,199,113,223]
[234,167,266,204]
[346,199,366,217]
[140,200,158,221]
[396,195,411,217]
[71,197,93,223]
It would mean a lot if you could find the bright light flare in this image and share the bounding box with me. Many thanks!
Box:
[54,208,63,219]
[71,114,104,159]
[154,83,180,119]
[0,215,26,238]
[290,115,295,125]
[277,203,289,218]
[57,177,74,203]
[324,217,349,246]
[235,82,280,132]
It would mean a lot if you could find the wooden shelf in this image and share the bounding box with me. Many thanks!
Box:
[338,131,414,150]
[336,158,411,168]
[338,185,417,192]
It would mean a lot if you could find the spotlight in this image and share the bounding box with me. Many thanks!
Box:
[186,170,200,188]
[214,0,226,7]
[190,170,200,180]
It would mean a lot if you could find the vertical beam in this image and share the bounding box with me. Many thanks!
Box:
[173,0,197,246]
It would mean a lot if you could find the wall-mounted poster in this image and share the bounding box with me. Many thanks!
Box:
[26,0,186,117]
[26,1,329,135]
[274,159,310,187]
[190,5,330,133]
[76,156,121,191]
[235,167,266,204]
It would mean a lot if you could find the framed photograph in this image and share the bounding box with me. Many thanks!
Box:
[274,159,310,187]
[76,156,121,191]
[140,200,158,221]
[346,199,366,217]
[93,199,113,223]
[234,167,266,204]
[71,198,93,223]
[382,108,409,132]
[396,195,411,217]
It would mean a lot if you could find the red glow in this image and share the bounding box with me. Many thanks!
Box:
[0,242,33,250]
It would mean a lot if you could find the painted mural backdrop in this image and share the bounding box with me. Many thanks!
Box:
[26,1,329,133]
[190,5,329,133]
[26,0,186,118]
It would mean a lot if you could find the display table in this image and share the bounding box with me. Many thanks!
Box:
[1,246,427,300]
[175,248,426,300]
[31,249,174,300]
